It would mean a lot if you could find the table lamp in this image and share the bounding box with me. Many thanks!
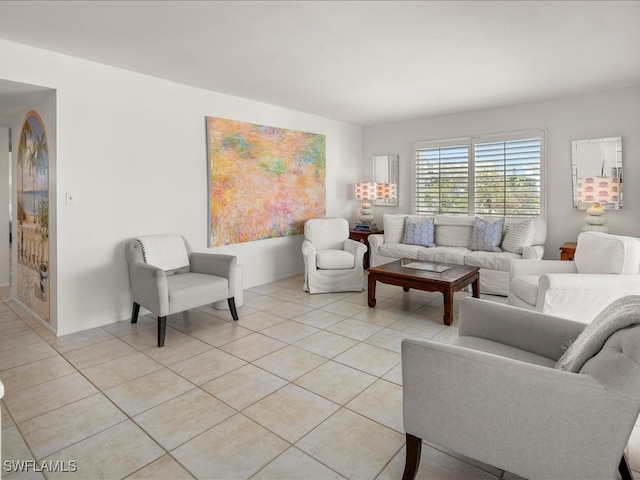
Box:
[354,182,376,224]
[577,176,619,233]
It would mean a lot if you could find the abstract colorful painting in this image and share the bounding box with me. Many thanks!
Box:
[16,110,50,322]
[207,117,326,246]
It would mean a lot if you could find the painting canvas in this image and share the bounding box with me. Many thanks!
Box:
[16,110,50,322]
[207,117,326,246]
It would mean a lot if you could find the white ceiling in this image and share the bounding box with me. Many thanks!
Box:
[0,1,639,126]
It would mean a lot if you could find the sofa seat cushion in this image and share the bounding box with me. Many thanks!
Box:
[464,250,521,272]
[317,249,355,269]
[417,247,467,265]
[379,243,424,260]
[510,274,540,306]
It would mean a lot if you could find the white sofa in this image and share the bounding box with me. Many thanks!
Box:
[369,214,547,296]
[508,231,640,322]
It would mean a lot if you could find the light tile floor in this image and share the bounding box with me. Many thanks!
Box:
[1,276,639,479]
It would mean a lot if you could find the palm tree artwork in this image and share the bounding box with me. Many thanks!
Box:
[16,111,50,321]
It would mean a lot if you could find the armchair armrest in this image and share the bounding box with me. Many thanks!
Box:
[402,338,639,480]
[343,238,367,267]
[301,239,317,272]
[538,274,640,322]
[130,261,168,316]
[510,259,577,278]
[458,298,585,360]
[190,253,237,296]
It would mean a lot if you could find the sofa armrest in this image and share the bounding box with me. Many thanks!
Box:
[521,245,544,259]
[130,261,168,316]
[190,253,237,296]
[538,274,640,322]
[368,233,384,249]
[458,298,585,360]
[510,259,577,278]
[401,338,638,480]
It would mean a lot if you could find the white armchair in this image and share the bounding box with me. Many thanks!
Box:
[302,218,367,294]
[508,231,640,322]
[125,234,239,347]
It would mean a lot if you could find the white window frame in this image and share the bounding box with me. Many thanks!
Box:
[412,129,546,218]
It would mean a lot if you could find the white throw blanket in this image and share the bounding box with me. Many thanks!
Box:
[556,295,640,372]
[137,234,190,271]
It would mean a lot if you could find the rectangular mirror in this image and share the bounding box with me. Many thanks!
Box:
[373,154,399,206]
[572,137,622,210]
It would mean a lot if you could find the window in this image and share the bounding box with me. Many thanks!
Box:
[414,130,544,217]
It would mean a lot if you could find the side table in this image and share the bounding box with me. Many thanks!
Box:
[349,229,383,269]
[560,241,577,261]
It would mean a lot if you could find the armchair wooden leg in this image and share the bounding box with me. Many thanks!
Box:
[131,302,140,324]
[620,454,635,480]
[228,297,239,321]
[157,316,167,347]
[402,433,422,480]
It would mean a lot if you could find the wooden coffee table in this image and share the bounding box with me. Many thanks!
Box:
[367,259,480,326]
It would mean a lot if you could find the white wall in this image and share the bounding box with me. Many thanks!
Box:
[0,128,8,286]
[362,85,640,258]
[0,38,363,335]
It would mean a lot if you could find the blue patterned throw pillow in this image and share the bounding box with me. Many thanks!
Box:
[469,218,504,252]
[402,218,435,247]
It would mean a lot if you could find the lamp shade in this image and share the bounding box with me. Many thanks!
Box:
[577,176,620,207]
[354,182,377,200]
[376,182,397,200]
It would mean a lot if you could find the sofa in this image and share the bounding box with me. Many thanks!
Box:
[369,214,547,296]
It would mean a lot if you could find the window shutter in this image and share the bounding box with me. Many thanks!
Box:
[414,142,469,215]
[474,137,541,217]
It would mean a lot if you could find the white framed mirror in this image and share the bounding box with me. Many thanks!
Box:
[572,137,622,210]
[373,154,399,206]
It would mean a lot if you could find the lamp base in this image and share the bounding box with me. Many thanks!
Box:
[582,202,609,233]
[359,201,374,224]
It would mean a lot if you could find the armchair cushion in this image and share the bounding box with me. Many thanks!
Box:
[316,249,355,269]
[574,231,640,274]
[509,274,540,306]
[556,295,640,373]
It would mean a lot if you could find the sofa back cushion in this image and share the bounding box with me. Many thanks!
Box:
[574,231,640,274]
[434,215,475,247]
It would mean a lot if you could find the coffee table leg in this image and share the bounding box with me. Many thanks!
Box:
[472,275,480,298]
[443,288,454,326]
[368,274,377,307]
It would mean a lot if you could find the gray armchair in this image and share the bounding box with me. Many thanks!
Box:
[402,297,640,480]
[125,234,238,347]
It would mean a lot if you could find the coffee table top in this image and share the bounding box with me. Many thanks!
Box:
[368,259,479,284]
